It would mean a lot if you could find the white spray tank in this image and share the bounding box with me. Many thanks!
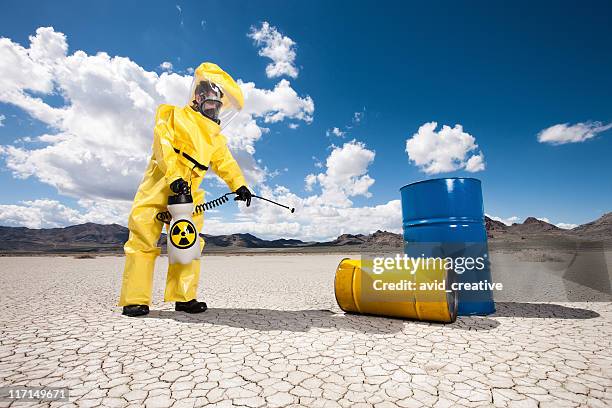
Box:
[166,191,201,265]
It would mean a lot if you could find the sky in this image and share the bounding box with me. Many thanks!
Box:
[0,1,611,240]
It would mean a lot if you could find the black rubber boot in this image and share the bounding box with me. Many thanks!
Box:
[122,304,149,317]
[175,299,207,313]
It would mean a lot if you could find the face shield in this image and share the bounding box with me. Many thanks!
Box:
[188,78,241,128]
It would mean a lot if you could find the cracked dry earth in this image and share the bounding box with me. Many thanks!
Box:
[0,254,610,408]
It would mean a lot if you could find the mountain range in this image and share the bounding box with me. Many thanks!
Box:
[485,213,612,242]
[0,212,609,255]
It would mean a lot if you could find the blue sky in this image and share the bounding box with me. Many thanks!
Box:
[0,1,611,238]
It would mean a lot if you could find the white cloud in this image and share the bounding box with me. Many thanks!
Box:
[311,156,323,169]
[0,114,5,126]
[353,109,365,124]
[535,217,576,229]
[159,61,173,72]
[326,127,345,137]
[205,196,402,241]
[303,140,375,207]
[465,152,485,172]
[485,214,520,226]
[0,199,130,229]
[0,26,313,203]
[556,222,578,230]
[304,173,317,191]
[327,109,366,138]
[405,122,486,174]
[175,5,184,27]
[0,200,81,229]
[239,79,313,125]
[288,123,299,129]
[248,21,298,79]
[537,121,612,145]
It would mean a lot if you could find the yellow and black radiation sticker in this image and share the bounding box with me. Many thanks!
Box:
[170,219,197,249]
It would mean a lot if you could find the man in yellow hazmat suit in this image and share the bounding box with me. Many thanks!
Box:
[119,62,252,317]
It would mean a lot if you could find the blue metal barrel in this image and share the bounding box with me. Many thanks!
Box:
[400,178,495,316]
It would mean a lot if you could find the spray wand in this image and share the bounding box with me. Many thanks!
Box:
[251,194,295,213]
[156,191,295,224]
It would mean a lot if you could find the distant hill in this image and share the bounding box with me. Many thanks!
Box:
[411,214,612,247]
[0,212,609,255]
[484,212,612,243]
[570,212,612,241]
[511,217,561,234]
[309,230,403,249]
[484,217,508,236]
[311,233,367,247]
[0,223,400,254]
[485,216,560,239]
[363,230,404,248]
[200,233,315,249]
[0,223,128,253]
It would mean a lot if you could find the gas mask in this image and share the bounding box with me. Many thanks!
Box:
[199,98,222,124]
[186,63,244,129]
[194,80,223,124]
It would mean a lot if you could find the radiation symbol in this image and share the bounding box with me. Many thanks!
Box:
[170,219,197,249]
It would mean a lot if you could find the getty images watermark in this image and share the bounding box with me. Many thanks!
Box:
[359,240,612,302]
[369,253,502,293]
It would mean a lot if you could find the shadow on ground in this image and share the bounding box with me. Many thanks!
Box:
[492,302,600,319]
[144,308,503,333]
[141,302,601,333]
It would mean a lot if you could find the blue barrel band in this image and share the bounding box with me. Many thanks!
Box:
[403,216,484,227]
[400,177,481,191]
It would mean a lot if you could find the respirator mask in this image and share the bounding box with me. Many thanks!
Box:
[188,78,240,128]
[193,80,223,124]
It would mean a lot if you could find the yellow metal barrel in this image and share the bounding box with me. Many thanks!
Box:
[334,258,458,323]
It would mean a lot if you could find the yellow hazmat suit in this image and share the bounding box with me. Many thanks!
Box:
[118,63,247,307]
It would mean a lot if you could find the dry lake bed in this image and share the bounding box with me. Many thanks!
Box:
[0,252,610,407]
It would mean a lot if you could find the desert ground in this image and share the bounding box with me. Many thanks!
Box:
[0,251,611,407]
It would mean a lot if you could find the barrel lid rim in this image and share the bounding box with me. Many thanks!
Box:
[399,177,481,191]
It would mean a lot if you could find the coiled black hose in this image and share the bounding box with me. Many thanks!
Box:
[156,192,295,224]
[195,193,232,213]
[156,192,236,224]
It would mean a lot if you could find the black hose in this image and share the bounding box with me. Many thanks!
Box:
[156,192,294,224]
